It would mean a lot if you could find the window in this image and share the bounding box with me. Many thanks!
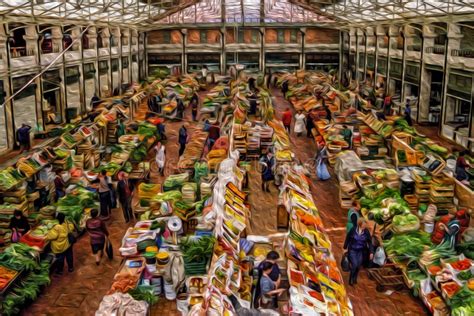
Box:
[111,59,120,92]
[65,66,81,112]
[277,30,285,43]
[290,29,298,43]
[200,30,208,43]
[12,76,37,130]
[84,63,96,111]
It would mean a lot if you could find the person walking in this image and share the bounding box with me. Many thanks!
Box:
[404,105,413,126]
[259,150,275,193]
[343,218,374,285]
[176,97,185,119]
[9,210,30,243]
[281,108,293,134]
[16,123,32,153]
[154,142,166,176]
[47,213,75,274]
[191,94,199,122]
[117,172,133,223]
[86,209,109,265]
[97,170,112,219]
[178,124,188,157]
[294,111,306,137]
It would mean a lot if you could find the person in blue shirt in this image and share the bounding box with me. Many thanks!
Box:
[255,251,281,308]
[258,261,285,309]
[17,123,32,153]
[344,218,374,285]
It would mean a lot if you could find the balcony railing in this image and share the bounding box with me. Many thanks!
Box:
[452,49,474,58]
[10,47,35,58]
[425,46,445,54]
[407,44,421,52]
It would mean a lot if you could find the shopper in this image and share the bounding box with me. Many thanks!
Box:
[258,261,285,309]
[455,150,471,182]
[178,124,188,157]
[90,94,101,109]
[404,105,412,126]
[255,251,281,308]
[190,94,199,122]
[354,94,361,111]
[281,108,292,134]
[98,170,112,219]
[343,218,374,285]
[341,125,353,148]
[86,209,109,265]
[305,111,314,138]
[16,123,32,153]
[116,118,126,138]
[346,201,360,235]
[9,210,30,242]
[259,150,275,193]
[207,121,220,150]
[294,110,306,137]
[281,80,289,97]
[176,97,185,119]
[117,172,133,223]
[54,170,66,202]
[47,213,75,274]
[154,142,166,176]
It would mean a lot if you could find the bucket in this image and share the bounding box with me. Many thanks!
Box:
[176,293,189,315]
[424,222,435,234]
[164,281,176,300]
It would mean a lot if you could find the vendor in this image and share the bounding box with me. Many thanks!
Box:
[432,214,460,249]
[54,169,66,201]
[208,121,221,150]
[456,150,471,183]
[258,261,286,309]
[190,93,199,122]
[9,210,30,242]
[255,251,281,308]
[90,94,102,109]
[340,125,353,148]
[259,150,275,193]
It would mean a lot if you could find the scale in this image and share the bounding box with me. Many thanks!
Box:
[167,216,182,245]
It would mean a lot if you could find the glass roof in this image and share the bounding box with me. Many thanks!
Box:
[157,0,332,24]
[291,0,474,23]
[0,0,473,28]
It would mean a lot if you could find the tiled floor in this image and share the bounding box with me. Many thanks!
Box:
[19,87,430,316]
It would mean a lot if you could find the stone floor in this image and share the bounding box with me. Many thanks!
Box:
[20,87,430,316]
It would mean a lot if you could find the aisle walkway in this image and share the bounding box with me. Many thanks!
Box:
[270,88,428,315]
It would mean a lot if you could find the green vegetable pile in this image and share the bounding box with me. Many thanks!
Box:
[130,144,148,162]
[450,286,474,316]
[137,122,158,138]
[128,285,159,305]
[56,186,98,225]
[457,242,474,260]
[2,261,51,316]
[0,243,39,272]
[180,235,216,264]
[384,231,433,263]
[457,270,473,281]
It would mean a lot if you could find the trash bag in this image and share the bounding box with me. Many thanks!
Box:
[341,252,350,272]
[105,238,114,260]
[316,160,331,180]
[373,246,386,266]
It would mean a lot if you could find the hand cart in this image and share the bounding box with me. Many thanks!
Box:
[367,262,406,292]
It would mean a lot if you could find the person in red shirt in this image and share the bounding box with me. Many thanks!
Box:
[281,108,293,134]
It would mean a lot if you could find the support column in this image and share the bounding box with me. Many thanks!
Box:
[24,25,43,130]
[70,26,85,113]
[1,24,14,149]
[260,27,265,72]
[338,30,343,85]
[220,27,226,75]
[355,30,359,81]
[181,29,187,75]
[112,27,122,94]
[441,23,459,136]
[418,25,437,123]
[400,29,407,103]
[301,28,306,70]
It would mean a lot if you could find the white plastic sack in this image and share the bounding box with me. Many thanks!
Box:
[373,246,386,266]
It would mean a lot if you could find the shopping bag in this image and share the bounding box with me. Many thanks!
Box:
[11,229,21,243]
[316,160,331,180]
[341,252,350,272]
[105,238,114,260]
[373,246,386,266]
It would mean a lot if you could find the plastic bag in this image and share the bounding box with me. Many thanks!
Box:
[373,246,386,266]
[316,160,331,180]
[105,238,114,260]
[341,252,350,272]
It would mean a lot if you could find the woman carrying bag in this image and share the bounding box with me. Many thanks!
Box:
[46,213,75,274]
[86,209,109,265]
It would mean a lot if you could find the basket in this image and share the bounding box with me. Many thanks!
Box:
[184,258,209,276]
